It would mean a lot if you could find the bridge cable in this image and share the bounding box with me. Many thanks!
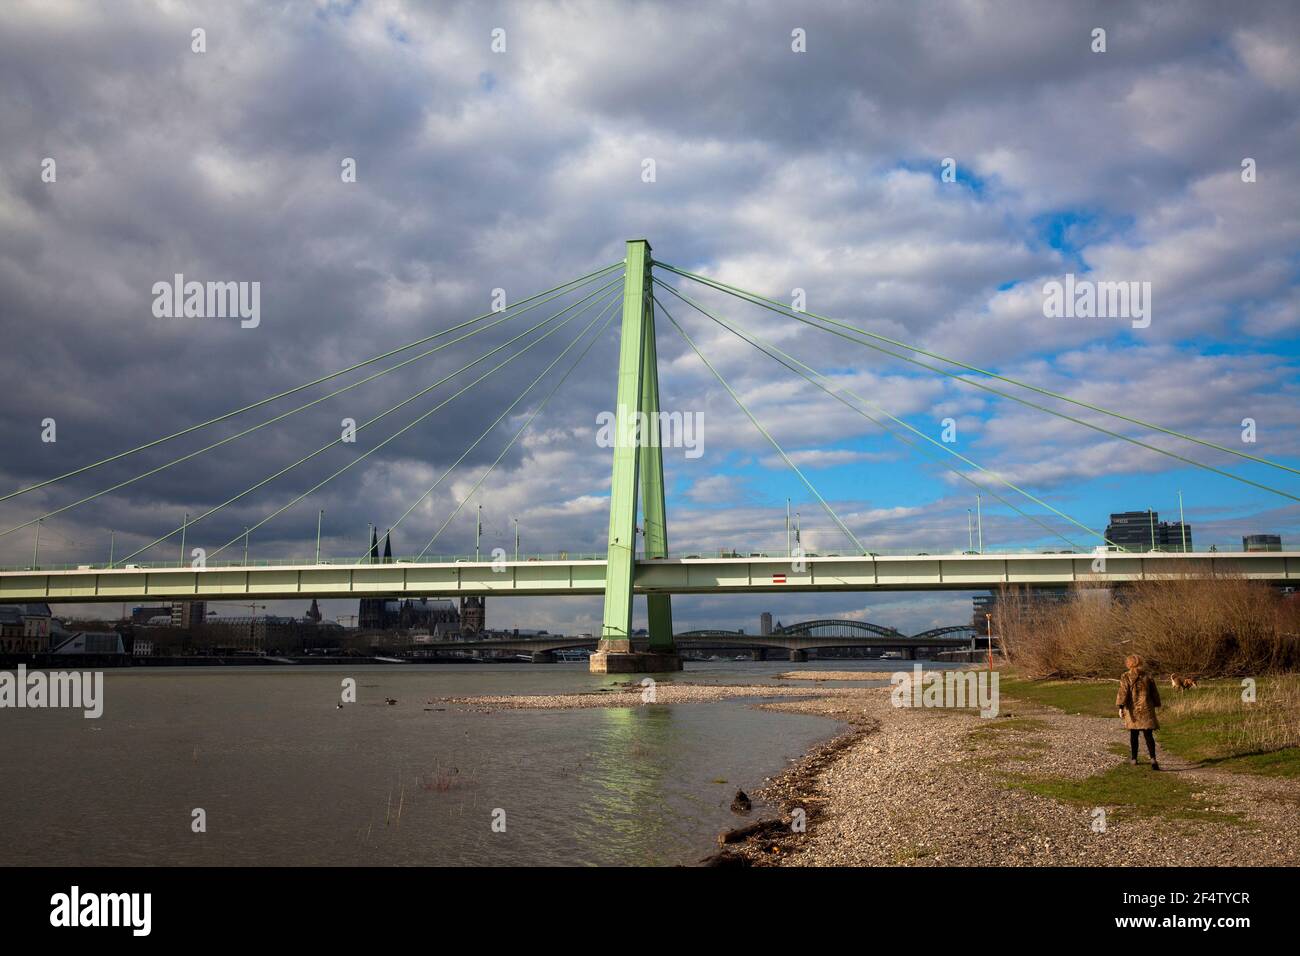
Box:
[752,299,1300,508]
[655,278,1095,549]
[655,297,870,556]
[368,291,622,561]
[0,274,625,541]
[415,294,622,560]
[656,262,1300,494]
[115,282,623,565]
[654,278,1108,550]
[199,286,624,563]
[0,262,626,505]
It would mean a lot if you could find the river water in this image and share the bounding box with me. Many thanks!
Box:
[0,660,899,866]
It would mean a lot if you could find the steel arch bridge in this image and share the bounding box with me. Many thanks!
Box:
[911,625,979,641]
[671,619,976,660]
[773,619,906,640]
[677,620,973,644]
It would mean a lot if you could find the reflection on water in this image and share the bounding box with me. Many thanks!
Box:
[0,661,906,866]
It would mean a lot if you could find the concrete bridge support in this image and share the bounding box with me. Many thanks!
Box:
[590,239,682,675]
[788,649,808,662]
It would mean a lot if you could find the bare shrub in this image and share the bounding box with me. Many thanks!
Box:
[1000,578,1300,679]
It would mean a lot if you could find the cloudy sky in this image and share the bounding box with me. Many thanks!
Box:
[1,0,1297,635]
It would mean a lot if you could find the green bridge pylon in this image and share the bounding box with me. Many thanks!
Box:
[591,239,680,673]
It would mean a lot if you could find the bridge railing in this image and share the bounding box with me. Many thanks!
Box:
[0,552,609,573]
[655,546,1253,560]
[0,544,1277,573]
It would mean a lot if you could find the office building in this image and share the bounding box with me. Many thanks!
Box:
[1104,511,1192,552]
[171,601,207,629]
[1243,534,1282,552]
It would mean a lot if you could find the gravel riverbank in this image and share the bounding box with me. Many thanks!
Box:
[726,686,1300,867]
[434,682,875,711]
[774,670,897,681]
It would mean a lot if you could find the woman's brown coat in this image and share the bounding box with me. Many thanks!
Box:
[1116,669,1161,730]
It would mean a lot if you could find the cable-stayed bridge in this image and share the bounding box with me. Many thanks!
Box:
[2,550,1294,602]
[3,240,1298,672]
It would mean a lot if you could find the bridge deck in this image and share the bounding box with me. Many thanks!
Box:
[0,552,1296,603]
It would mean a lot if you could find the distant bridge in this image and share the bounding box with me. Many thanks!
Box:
[418,619,980,661]
[675,619,977,660]
[775,618,905,639]
[679,619,977,647]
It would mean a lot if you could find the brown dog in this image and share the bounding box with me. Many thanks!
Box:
[1170,674,1198,691]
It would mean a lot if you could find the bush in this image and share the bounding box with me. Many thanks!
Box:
[997,578,1300,679]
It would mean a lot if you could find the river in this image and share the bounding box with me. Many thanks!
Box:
[0,660,903,866]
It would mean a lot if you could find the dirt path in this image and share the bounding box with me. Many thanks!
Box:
[723,688,1300,866]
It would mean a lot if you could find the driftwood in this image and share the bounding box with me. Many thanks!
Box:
[717,818,786,846]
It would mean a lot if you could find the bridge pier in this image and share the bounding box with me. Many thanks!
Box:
[788,649,807,662]
[590,239,681,676]
[589,650,683,674]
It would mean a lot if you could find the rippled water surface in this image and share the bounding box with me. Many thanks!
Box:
[0,660,904,866]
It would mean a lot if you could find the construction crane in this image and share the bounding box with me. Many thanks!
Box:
[205,602,268,653]
[205,602,268,614]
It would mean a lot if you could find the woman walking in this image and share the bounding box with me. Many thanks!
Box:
[1117,654,1161,770]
